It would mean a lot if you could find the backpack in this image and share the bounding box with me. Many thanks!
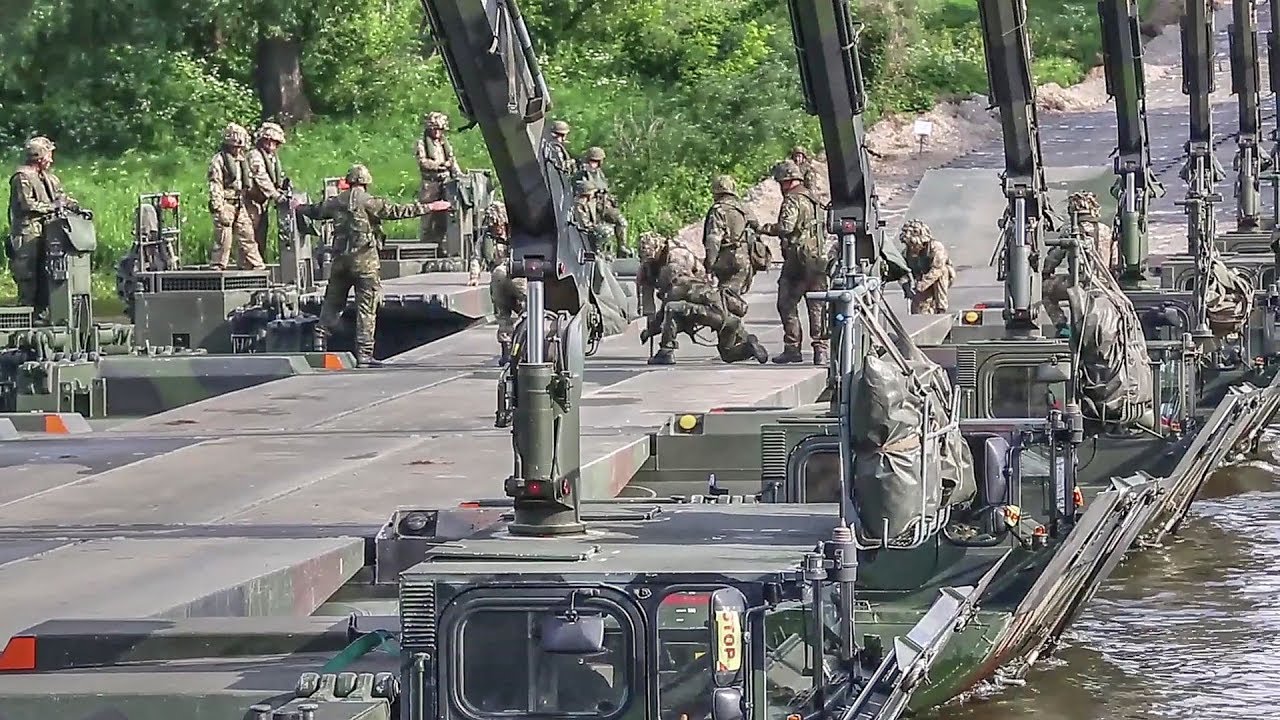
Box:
[747,231,772,271]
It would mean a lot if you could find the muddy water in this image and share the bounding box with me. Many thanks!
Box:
[937,450,1280,720]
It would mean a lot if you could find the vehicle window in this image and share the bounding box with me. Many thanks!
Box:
[1159,357,1183,428]
[762,601,837,720]
[657,591,713,720]
[802,451,841,502]
[458,607,629,717]
[987,365,1063,418]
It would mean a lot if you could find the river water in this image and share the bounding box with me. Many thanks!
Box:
[936,437,1280,720]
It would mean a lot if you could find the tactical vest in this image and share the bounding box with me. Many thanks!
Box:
[7,168,55,238]
[264,152,282,186]
[330,187,377,255]
[220,152,250,192]
[420,135,452,180]
[786,191,825,273]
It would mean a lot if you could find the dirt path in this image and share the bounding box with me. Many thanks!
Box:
[671,0,1189,262]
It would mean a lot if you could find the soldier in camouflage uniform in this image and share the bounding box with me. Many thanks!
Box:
[246,122,287,261]
[789,145,818,191]
[415,111,461,245]
[899,219,954,314]
[703,174,759,297]
[571,147,629,257]
[483,202,527,364]
[1042,191,1111,331]
[751,160,829,365]
[641,252,768,366]
[298,164,452,367]
[544,120,577,176]
[635,231,668,317]
[208,123,264,270]
[6,136,90,313]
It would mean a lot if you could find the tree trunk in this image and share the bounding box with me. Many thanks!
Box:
[255,35,313,127]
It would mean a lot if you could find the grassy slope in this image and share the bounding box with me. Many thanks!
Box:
[1,0,1148,306]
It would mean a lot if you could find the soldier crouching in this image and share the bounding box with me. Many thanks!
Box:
[899,219,954,314]
[641,260,768,366]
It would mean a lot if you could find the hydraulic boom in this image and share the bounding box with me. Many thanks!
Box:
[421,0,606,535]
[1228,0,1264,229]
[1268,0,1280,232]
[1098,0,1165,287]
[977,0,1056,334]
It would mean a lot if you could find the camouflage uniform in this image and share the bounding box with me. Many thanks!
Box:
[899,220,954,314]
[755,160,829,365]
[299,164,450,367]
[1043,191,1110,329]
[571,147,628,257]
[642,258,767,366]
[484,203,528,362]
[703,174,759,297]
[790,146,818,192]
[208,123,264,270]
[415,111,460,245]
[635,231,669,317]
[246,122,287,261]
[545,120,577,176]
[6,136,87,311]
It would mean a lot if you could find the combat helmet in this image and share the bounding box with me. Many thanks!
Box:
[551,120,570,136]
[483,201,508,227]
[1067,190,1101,216]
[711,174,737,196]
[584,146,605,162]
[23,136,55,163]
[255,122,286,145]
[773,160,804,183]
[423,111,450,131]
[223,123,249,148]
[346,164,373,186]
[637,231,668,261]
[790,145,809,158]
[898,219,933,247]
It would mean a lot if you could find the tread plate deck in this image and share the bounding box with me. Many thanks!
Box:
[0,273,842,640]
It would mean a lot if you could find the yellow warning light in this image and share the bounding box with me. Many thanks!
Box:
[962,310,982,325]
[678,414,699,431]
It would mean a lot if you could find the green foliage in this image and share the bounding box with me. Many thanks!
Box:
[1,0,1136,302]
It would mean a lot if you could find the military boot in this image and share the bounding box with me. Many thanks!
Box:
[648,349,676,365]
[748,335,769,364]
[357,356,384,368]
[813,347,829,366]
[772,348,804,364]
[498,341,512,366]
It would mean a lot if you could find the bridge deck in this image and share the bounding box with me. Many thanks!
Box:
[307,270,494,320]
[0,273,836,641]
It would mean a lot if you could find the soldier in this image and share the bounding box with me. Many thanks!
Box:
[415,111,461,245]
[247,122,287,261]
[703,174,759,297]
[789,145,818,191]
[297,164,452,367]
[635,231,668,317]
[469,200,508,286]
[1042,191,1111,332]
[545,120,576,176]
[641,254,768,366]
[751,160,829,365]
[482,202,527,364]
[6,136,91,313]
[572,147,629,257]
[899,219,954,314]
[208,123,264,270]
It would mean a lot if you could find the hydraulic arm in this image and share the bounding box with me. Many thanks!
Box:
[421,0,601,535]
[1228,0,1264,229]
[977,0,1055,334]
[784,0,906,278]
[1177,0,1225,259]
[1269,0,1280,231]
[1098,0,1165,286]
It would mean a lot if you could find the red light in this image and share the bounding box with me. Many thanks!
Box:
[458,501,481,508]
[974,303,986,310]
[0,636,35,671]
[526,481,544,496]
[840,220,856,233]
[662,592,711,607]
[708,408,724,414]
[337,179,350,190]
[159,194,179,210]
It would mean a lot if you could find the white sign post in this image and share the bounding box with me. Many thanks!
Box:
[913,118,933,155]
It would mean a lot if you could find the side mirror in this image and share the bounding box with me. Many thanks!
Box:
[1035,360,1070,385]
[710,687,744,720]
[539,610,605,655]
